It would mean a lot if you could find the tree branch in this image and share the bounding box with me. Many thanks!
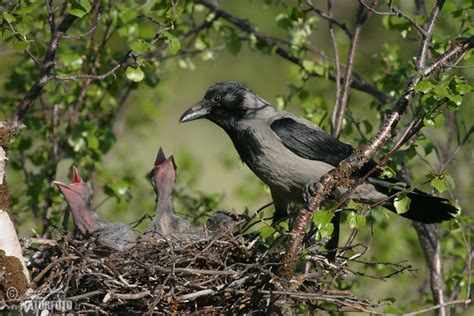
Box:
[194,0,390,104]
[332,2,370,137]
[305,0,352,37]
[412,222,448,316]
[327,0,342,136]
[9,14,78,126]
[359,0,427,37]
[279,35,474,281]
[416,0,446,70]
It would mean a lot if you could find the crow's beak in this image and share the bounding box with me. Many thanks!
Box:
[179,100,211,123]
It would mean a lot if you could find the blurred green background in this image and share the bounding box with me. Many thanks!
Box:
[1,0,472,310]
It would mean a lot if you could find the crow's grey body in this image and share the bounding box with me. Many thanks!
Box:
[180,82,457,223]
[221,93,385,218]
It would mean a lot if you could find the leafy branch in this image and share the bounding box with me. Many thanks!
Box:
[280,35,474,281]
[194,0,391,104]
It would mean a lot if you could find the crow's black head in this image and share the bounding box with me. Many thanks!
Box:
[180,82,260,128]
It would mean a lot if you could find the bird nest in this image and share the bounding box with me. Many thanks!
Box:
[4,229,386,314]
[0,147,410,313]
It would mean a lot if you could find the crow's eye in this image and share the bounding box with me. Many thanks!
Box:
[212,95,221,103]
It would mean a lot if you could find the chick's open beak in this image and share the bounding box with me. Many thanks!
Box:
[179,100,211,123]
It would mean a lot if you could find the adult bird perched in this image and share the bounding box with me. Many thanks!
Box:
[180,82,458,224]
[54,167,137,252]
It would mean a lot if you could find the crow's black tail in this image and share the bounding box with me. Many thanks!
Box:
[368,177,459,223]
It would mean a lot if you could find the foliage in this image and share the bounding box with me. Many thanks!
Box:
[0,0,473,314]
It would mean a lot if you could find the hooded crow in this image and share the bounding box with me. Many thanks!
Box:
[180,82,458,224]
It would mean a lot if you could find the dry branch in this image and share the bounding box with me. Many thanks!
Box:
[280,35,474,281]
[13,233,385,313]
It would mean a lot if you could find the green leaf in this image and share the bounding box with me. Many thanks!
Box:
[347,212,366,229]
[125,66,144,82]
[363,120,373,133]
[381,166,396,179]
[259,226,275,240]
[130,39,151,54]
[448,94,463,107]
[87,134,99,150]
[450,77,472,95]
[433,114,444,128]
[431,177,447,193]
[302,60,326,76]
[3,12,16,23]
[414,80,433,93]
[16,22,31,37]
[312,211,335,239]
[2,29,15,40]
[275,96,286,110]
[319,223,334,239]
[276,14,292,29]
[68,0,92,18]
[433,83,450,99]
[120,7,138,23]
[302,60,315,72]
[162,31,181,55]
[312,210,334,226]
[455,82,472,95]
[445,175,456,190]
[67,136,86,152]
[423,115,444,128]
[223,28,241,55]
[277,221,289,232]
[13,40,29,53]
[423,117,435,127]
[417,138,433,155]
[394,194,411,214]
[79,0,92,12]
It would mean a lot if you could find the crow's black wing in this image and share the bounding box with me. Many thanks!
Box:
[270,117,355,167]
[270,117,458,223]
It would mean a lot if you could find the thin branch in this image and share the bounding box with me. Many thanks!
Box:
[194,0,390,104]
[9,14,78,126]
[53,58,129,81]
[176,276,249,302]
[413,222,447,316]
[359,0,427,37]
[305,0,352,37]
[327,0,342,136]
[62,20,99,39]
[280,35,474,281]
[4,19,42,65]
[416,0,446,70]
[104,291,150,301]
[153,266,238,276]
[45,0,55,34]
[53,16,216,83]
[415,0,426,16]
[438,126,473,173]
[332,2,370,137]
[403,299,471,316]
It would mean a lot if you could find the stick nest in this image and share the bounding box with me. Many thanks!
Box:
[7,229,383,314]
